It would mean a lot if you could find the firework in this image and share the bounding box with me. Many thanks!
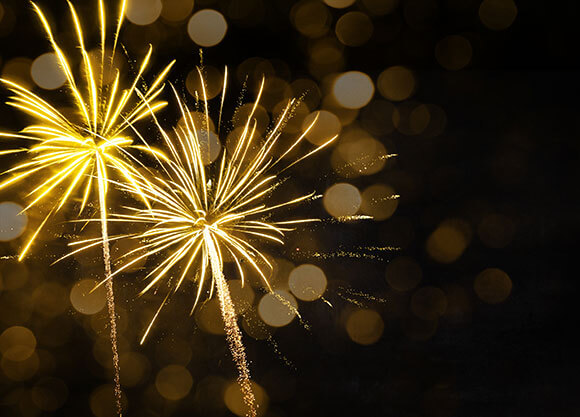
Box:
[0,1,174,414]
[102,69,337,416]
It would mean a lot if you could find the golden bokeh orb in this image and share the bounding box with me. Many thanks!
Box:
[155,364,194,400]
[323,183,362,218]
[426,220,471,264]
[291,1,332,38]
[288,264,327,301]
[474,268,512,304]
[362,0,399,16]
[302,110,341,145]
[435,35,473,71]
[258,290,298,327]
[335,12,374,47]
[332,71,375,109]
[0,326,36,361]
[345,309,384,345]
[377,66,415,101]
[188,10,228,47]
[0,201,27,241]
[360,184,398,220]
[161,0,194,22]
[324,0,356,8]
[30,52,66,90]
[69,279,107,315]
[224,380,268,417]
[126,0,162,25]
[479,0,518,31]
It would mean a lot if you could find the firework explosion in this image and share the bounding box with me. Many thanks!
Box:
[0,1,174,414]
[87,71,338,416]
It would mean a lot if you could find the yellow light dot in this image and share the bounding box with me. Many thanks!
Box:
[161,0,194,22]
[187,9,228,47]
[224,380,268,417]
[362,0,399,16]
[474,268,512,304]
[332,71,375,109]
[291,1,331,38]
[346,309,384,345]
[323,183,361,218]
[435,35,472,70]
[69,279,107,315]
[410,286,447,320]
[0,202,27,241]
[155,364,193,400]
[30,53,66,90]
[258,290,297,327]
[324,0,356,8]
[0,326,36,361]
[361,184,398,220]
[335,12,374,47]
[426,220,471,264]
[377,66,415,101]
[288,264,327,301]
[126,0,162,25]
[385,256,422,291]
[479,0,517,31]
[302,110,341,146]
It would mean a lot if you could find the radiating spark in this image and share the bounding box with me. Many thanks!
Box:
[0,2,173,415]
[337,287,389,307]
[101,70,337,416]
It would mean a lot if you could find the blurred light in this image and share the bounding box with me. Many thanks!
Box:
[479,0,517,30]
[32,282,68,317]
[478,213,515,248]
[308,37,345,77]
[332,71,375,109]
[228,279,255,314]
[188,9,228,47]
[385,256,422,291]
[224,380,268,417]
[335,12,374,47]
[258,290,297,327]
[186,66,223,100]
[31,377,68,411]
[323,183,361,217]
[0,202,27,241]
[0,326,36,361]
[274,100,309,134]
[377,66,415,101]
[30,52,66,90]
[195,298,226,335]
[126,0,162,25]
[155,365,193,400]
[90,384,126,417]
[345,309,384,345]
[426,219,471,264]
[69,279,107,315]
[323,0,356,8]
[120,352,150,387]
[287,78,321,110]
[410,286,447,320]
[474,268,512,304]
[161,0,194,22]
[1,351,39,381]
[288,264,327,301]
[393,102,431,135]
[2,57,33,89]
[322,93,359,126]
[196,130,221,164]
[242,309,271,340]
[178,110,216,132]
[0,261,28,291]
[302,110,341,145]
[333,130,388,176]
[435,35,472,70]
[361,184,398,220]
[291,1,332,38]
[362,0,399,16]
[88,48,125,85]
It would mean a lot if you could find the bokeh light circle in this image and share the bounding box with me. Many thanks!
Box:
[332,71,375,109]
[345,309,384,345]
[126,0,162,25]
[187,10,228,47]
[0,202,27,241]
[288,264,327,301]
[30,53,66,90]
[323,183,361,218]
[474,268,512,303]
[377,66,415,101]
[258,290,297,327]
[69,279,107,315]
[155,364,193,400]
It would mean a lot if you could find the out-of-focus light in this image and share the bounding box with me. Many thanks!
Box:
[188,9,228,47]
[224,380,268,417]
[333,130,388,176]
[69,279,107,315]
[287,78,321,111]
[302,110,341,145]
[308,37,345,77]
[362,0,399,16]
[196,298,226,335]
[178,110,216,132]
[345,309,384,345]
[377,66,415,101]
[410,286,448,320]
[323,0,356,8]
[393,102,431,135]
[332,71,374,109]
[361,184,398,220]
[30,52,66,90]
[242,310,271,340]
[31,377,69,412]
[291,1,331,38]
[479,0,517,30]
[385,256,422,291]
[119,352,150,387]
[32,283,68,318]
[161,0,194,22]
[1,351,39,381]
[288,264,327,301]
[0,202,27,241]
[155,365,194,400]
[474,268,512,304]
[478,213,515,248]
[426,220,471,264]
[258,290,297,327]
[435,35,472,70]
[228,279,255,315]
[323,183,361,217]
[90,385,126,416]
[126,0,163,25]
[2,57,33,89]
[0,326,36,361]
[335,12,374,47]
[196,130,221,164]
[186,66,223,100]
